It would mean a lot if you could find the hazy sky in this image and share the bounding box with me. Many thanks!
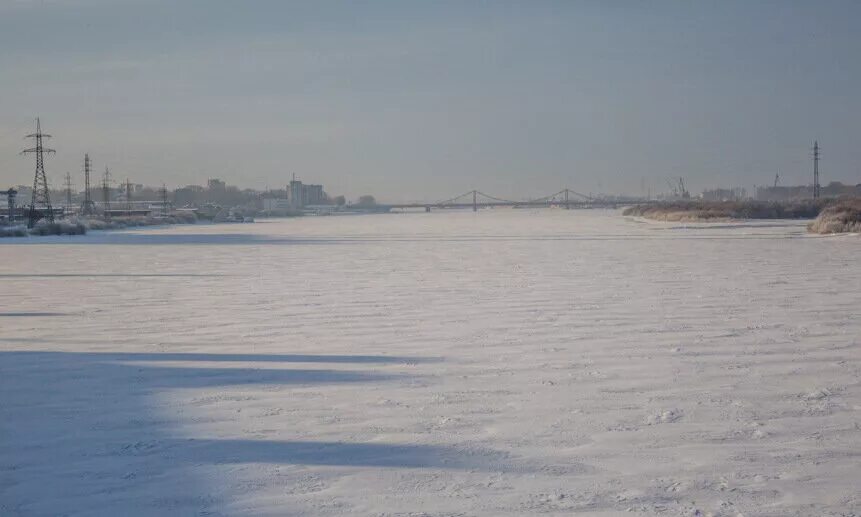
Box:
[1,1,860,202]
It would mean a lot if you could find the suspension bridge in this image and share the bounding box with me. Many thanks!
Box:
[383,189,626,211]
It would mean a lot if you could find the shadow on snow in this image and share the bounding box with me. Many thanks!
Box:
[0,350,517,515]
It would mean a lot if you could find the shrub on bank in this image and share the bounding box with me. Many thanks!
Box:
[73,212,198,231]
[807,198,861,234]
[0,225,29,237]
[1,222,86,237]
[26,221,87,236]
[1,212,200,238]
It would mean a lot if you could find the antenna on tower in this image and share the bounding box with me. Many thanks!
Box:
[21,117,55,227]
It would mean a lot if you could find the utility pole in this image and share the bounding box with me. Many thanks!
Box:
[82,153,95,215]
[813,141,821,199]
[102,167,112,216]
[22,117,55,227]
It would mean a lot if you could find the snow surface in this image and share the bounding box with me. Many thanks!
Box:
[1,209,860,516]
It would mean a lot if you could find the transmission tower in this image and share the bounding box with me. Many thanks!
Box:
[22,117,55,227]
[5,188,17,227]
[102,167,112,215]
[160,183,169,217]
[64,172,73,208]
[125,178,132,215]
[813,141,821,199]
[81,153,95,215]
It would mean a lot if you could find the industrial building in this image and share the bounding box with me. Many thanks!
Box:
[756,182,861,201]
[701,187,747,201]
[262,198,293,212]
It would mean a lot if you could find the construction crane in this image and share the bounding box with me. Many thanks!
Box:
[665,177,690,199]
[665,178,677,197]
[678,178,689,198]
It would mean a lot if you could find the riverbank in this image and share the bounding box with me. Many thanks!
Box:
[77,212,197,230]
[622,200,826,222]
[1,221,87,237]
[0,212,198,238]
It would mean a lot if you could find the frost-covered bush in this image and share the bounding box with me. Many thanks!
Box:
[2,211,199,238]
[73,212,198,231]
[807,198,861,234]
[0,225,29,237]
[27,221,87,236]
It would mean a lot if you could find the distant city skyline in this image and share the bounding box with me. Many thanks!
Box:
[2,1,861,202]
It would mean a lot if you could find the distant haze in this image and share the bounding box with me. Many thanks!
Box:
[1,1,860,202]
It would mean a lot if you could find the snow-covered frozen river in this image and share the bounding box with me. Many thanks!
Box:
[2,209,860,516]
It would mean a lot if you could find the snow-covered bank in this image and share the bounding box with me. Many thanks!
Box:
[623,200,825,222]
[625,198,861,236]
[1,210,860,516]
[74,212,198,230]
[1,212,199,239]
[1,221,86,237]
[0,225,28,237]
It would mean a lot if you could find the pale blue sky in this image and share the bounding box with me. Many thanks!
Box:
[1,0,859,201]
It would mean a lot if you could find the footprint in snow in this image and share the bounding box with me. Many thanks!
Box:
[646,409,683,425]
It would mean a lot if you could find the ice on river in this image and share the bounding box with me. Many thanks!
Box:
[1,210,860,516]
